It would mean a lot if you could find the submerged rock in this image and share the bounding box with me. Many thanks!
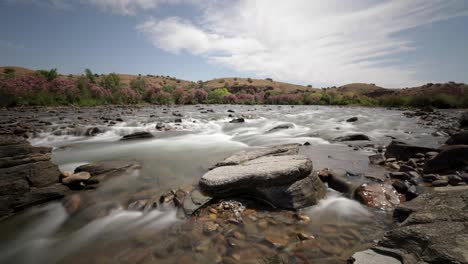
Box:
[355,183,400,210]
[346,117,358,122]
[460,111,468,128]
[120,131,154,140]
[229,118,245,123]
[75,160,141,177]
[267,123,293,133]
[334,134,370,141]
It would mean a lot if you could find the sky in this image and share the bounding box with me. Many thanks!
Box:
[1,0,468,88]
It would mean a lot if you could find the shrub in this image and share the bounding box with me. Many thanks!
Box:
[130,77,146,94]
[100,73,121,93]
[85,68,96,84]
[3,67,16,78]
[193,89,208,103]
[208,88,231,104]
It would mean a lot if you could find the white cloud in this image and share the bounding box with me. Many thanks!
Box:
[85,0,191,15]
[137,0,468,87]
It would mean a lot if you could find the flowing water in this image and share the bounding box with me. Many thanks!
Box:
[0,105,452,264]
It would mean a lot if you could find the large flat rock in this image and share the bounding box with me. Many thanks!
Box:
[200,155,312,195]
[215,144,300,167]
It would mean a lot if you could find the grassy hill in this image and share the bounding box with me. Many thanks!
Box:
[0,66,467,108]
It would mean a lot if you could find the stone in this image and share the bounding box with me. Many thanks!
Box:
[392,180,409,194]
[75,160,140,177]
[215,144,300,167]
[267,123,293,132]
[256,174,326,209]
[460,111,468,128]
[229,118,245,123]
[448,175,463,186]
[369,153,385,165]
[182,189,212,215]
[200,155,312,195]
[446,131,468,145]
[424,145,468,173]
[431,179,448,187]
[334,134,370,141]
[349,249,401,264]
[381,188,468,264]
[62,171,91,185]
[385,141,437,161]
[85,127,103,136]
[120,131,154,140]
[346,117,358,122]
[355,183,400,210]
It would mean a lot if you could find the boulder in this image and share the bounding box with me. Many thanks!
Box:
[381,186,468,263]
[424,145,468,173]
[349,249,402,264]
[334,134,370,141]
[200,147,325,209]
[445,131,468,145]
[120,131,154,141]
[201,155,313,195]
[215,144,300,167]
[346,117,358,122]
[385,141,437,161]
[369,153,386,165]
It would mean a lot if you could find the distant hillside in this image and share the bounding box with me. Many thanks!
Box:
[204,77,319,94]
[1,66,467,108]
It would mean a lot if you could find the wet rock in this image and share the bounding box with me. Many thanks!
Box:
[355,183,400,210]
[120,131,154,140]
[155,122,165,130]
[346,117,358,122]
[334,134,370,141]
[201,146,325,209]
[201,155,312,195]
[381,186,468,263]
[448,175,463,186]
[75,160,140,177]
[423,145,468,173]
[182,189,212,215]
[62,171,91,185]
[85,127,103,136]
[321,169,361,197]
[267,123,293,132]
[215,144,300,167]
[63,194,81,214]
[385,141,437,161]
[392,180,409,194]
[256,173,326,209]
[369,153,385,165]
[229,118,245,123]
[349,249,402,264]
[460,111,468,128]
[446,131,468,145]
[431,179,448,187]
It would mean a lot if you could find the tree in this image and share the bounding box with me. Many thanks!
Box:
[37,68,58,81]
[85,68,96,84]
[130,77,146,94]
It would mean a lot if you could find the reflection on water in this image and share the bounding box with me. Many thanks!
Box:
[0,105,446,263]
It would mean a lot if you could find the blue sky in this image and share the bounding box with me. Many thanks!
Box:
[1,0,468,88]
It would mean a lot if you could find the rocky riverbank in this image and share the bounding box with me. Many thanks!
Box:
[0,105,467,263]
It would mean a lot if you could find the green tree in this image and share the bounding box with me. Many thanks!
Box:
[85,68,96,84]
[37,68,58,81]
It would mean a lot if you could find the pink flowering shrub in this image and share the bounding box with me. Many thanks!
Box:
[267,93,304,105]
[119,87,142,103]
[193,89,208,103]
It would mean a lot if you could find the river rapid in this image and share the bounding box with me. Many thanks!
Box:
[0,105,456,264]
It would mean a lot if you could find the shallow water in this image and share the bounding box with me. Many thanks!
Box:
[0,105,452,263]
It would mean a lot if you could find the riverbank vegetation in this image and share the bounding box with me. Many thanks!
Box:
[1,67,467,108]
